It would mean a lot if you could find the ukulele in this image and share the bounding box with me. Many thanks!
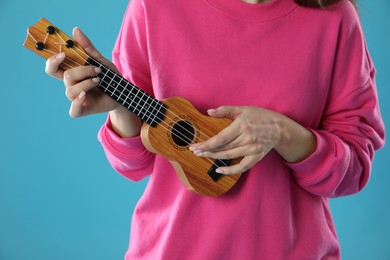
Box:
[24,17,242,197]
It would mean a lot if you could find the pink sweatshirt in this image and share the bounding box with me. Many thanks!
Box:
[98,0,385,259]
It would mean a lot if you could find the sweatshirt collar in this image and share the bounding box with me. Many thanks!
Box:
[203,0,298,22]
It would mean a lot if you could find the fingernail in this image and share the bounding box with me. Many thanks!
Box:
[216,168,223,174]
[78,91,86,99]
[73,27,82,34]
[189,144,199,151]
[194,150,203,156]
[94,67,102,74]
[56,52,65,59]
[207,109,216,114]
[92,77,100,83]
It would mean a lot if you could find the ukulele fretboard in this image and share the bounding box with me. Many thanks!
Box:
[87,58,166,127]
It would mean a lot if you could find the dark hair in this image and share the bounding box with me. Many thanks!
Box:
[294,0,356,8]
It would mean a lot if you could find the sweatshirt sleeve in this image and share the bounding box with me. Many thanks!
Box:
[98,116,154,181]
[286,2,385,198]
[97,0,155,181]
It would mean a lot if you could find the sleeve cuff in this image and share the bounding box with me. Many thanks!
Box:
[285,129,343,182]
[97,115,149,160]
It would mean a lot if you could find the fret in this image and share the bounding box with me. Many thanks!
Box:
[142,96,154,123]
[143,96,160,124]
[106,72,116,96]
[111,76,122,97]
[98,68,115,93]
[138,92,151,122]
[117,80,127,105]
[135,91,148,115]
[128,86,142,114]
[151,102,165,124]
[85,57,165,127]
[104,73,124,99]
[122,85,135,107]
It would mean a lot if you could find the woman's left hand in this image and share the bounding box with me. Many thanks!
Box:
[190,106,317,175]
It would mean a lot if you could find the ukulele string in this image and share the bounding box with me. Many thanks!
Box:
[85,57,232,168]
[27,31,38,44]
[59,36,218,145]
[55,31,215,148]
[44,48,75,69]
[56,31,203,138]
[34,31,230,169]
[72,54,232,169]
[43,32,49,45]
[39,41,225,169]
[27,31,75,69]
[84,56,216,148]
[51,31,219,153]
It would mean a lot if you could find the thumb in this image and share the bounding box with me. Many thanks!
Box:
[207,106,241,120]
[72,27,103,60]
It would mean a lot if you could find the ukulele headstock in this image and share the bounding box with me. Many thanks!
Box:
[23,17,88,71]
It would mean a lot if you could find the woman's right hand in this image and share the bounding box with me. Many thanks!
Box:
[45,27,142,137]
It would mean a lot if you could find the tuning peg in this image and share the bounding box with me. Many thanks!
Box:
[35,42,44,51]
[65,40,74,48]
[46,26,55,34]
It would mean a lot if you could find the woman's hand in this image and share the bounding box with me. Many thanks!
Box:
[189,106,316,175]
[45,27,120,118]
[45,27,141,137]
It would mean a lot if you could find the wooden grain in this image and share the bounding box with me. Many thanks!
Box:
[142,97,242,196]
[24,17,88,70]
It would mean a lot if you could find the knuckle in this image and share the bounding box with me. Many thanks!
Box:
[244,119,254,129]
[63,70,71,81]
[240,161,253,173]
[256,144,263,153]
[65,88,75,100]
[216,136,228,145]
[241,165,250,173]
[69,110,76,118]
[69,106,80,118]
[44,60,51,74]
[45,58,57,75]
[222,151,233,159]
[217,106,226,111]
[248,134,257,144]
[254,135,262,145]
[90,66,100,76]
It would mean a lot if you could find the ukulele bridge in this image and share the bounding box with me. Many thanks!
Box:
[208,159,232,182]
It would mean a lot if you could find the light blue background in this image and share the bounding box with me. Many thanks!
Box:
[0,0,389,259]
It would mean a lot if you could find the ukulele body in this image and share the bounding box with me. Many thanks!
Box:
[141,97,242,196]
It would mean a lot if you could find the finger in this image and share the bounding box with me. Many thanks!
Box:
[204,131,254,153]
[65,77,100,101]
[217,154,263,175]
[191,122,241,152]
[73,27,103,60]
[69,91,87,118]
[208,106,242,120]
[45,52,66,79]
[73,27,118,73]
[63,66,101,88]
[195,143,263,159]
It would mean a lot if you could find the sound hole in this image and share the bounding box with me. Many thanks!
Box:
[171,120,195,147]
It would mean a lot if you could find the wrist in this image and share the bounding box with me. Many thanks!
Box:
[109,107,142,138]
[274,116,316,163]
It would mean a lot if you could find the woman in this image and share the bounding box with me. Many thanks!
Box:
[46,0,385,258]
